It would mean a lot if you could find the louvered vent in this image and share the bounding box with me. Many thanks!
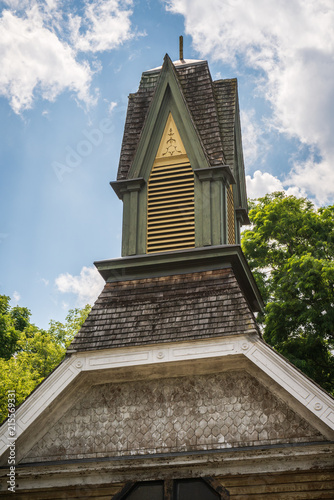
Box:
[147,160,195,253]
[227,184,235,244]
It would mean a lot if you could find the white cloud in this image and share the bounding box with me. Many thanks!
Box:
[0,7,93,113]
[286,156,334,205]
[0,1,135,113]
[12,291,20,304]
[70,0,134,53]
[108,100,118,115]
[166,0,334,204]
[240,109,265,167]
[55,265,104,307]
[246,170,306,200]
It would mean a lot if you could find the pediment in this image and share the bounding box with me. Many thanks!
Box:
[1,332,333,468]
[128,55,210,182]
[21,369,326,464]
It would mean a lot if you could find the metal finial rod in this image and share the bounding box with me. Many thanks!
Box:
[179,35,184,61]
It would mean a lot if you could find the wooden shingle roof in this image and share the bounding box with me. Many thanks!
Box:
[68,267,260,353]
[214,79,237,169]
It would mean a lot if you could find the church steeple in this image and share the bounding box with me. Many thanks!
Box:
[111,54,249,257]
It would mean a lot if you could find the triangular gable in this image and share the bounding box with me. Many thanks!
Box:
[1,326,334,466]
[128,55,211,182]
[21,370,326,463]
[117,58,229,182]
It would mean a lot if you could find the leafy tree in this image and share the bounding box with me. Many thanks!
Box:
[0,302,91,422]
[0,296,31,359]
[242,192,334,394]
[47,304,91,349]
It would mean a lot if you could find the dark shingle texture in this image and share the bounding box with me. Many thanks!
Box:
[214,79,237,169]
[117,71,159,181]
[69,268,259,353]
[176,62,225,166]
[117,61,230,181]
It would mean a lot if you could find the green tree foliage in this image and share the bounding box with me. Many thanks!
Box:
[0,296,31,359]
[0,300,91,422]
[242,192,334,394]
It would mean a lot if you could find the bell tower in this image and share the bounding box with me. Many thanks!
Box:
[111,54,249,258]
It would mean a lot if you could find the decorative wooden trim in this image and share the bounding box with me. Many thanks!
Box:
[112,481,136,500]
[110,178,145,200]
[235,207,250,225]
[194,165,235,185]
[128,55,211,181]
[203,477,230,499]
[155,113,185,159]
[111,478,229,499]
[164,479,173,500]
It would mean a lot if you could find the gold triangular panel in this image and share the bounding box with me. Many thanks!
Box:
[156,113,186,160]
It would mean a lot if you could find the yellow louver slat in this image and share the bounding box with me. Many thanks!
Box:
[227,184,235,244]
[147,160,195,253]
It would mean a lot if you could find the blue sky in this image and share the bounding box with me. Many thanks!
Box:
[1,0,334,329]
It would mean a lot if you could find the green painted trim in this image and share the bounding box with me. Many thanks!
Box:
[137,183,147,255]
[202,180,211,246]
[194,176,202,248]
[128,190,138,255]
[121,191,130,257]
[110,178,146,256]
[110,178,145,200]
[222,184,228,245]
[211,180,222,246]
[194,165,235,184]
[94,245,264,312]
[235,218,241,245]
[236,207,250,225]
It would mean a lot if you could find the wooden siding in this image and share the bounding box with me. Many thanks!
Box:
[6,470,334,499]
[1,483,125,499]
[219,470,334,499]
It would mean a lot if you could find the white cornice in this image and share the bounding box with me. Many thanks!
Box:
[245,340,334,430]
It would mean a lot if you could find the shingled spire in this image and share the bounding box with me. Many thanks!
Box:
[111,54,249,257]
[69,55,263,354]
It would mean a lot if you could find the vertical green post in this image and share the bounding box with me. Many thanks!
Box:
[128,189,139,255]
